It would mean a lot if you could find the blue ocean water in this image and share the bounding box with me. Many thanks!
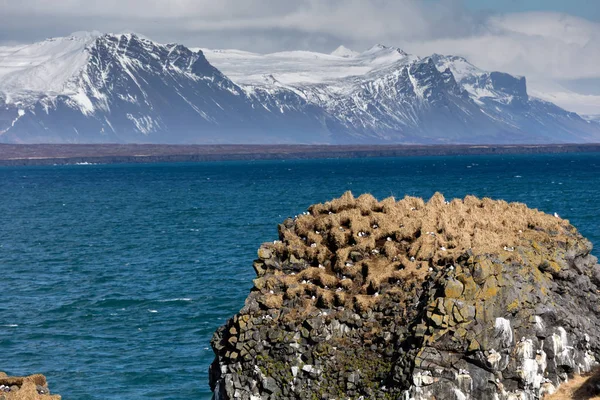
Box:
[0,153,599,399]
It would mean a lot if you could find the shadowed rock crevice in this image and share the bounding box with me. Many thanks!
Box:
[210,192,600,399]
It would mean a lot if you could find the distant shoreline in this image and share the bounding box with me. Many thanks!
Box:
[1,143,599,166]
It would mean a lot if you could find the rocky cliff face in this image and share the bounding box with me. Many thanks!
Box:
[210,192,600,400]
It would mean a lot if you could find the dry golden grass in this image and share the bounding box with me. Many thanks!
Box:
[544,370,600,399]
[254,191,576,312]
[0,372,61,399]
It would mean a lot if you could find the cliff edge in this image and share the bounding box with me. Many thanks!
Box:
[210,192,600,399]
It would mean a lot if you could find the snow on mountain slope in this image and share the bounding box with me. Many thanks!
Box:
[200,44,414,86]
[428,54,600,142]
[0,32,599,144]
[202,44,600,143]
[0,32,100,104]
[430,54,524,106]
[0,33,330,143]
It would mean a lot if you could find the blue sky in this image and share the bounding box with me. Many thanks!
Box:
[465,0,600,21]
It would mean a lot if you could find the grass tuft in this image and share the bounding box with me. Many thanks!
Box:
[257,192,577,312]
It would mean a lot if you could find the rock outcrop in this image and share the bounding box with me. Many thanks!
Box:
[0,372,60,399]
[210,192,600,399]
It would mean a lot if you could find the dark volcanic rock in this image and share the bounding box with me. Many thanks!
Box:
[210,192,600,399]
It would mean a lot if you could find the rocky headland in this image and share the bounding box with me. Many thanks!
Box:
[210,192,600,399]
[0,372,60,400]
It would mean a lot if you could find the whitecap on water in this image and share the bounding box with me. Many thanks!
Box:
[158,298,192,302]
[148,309,158,313]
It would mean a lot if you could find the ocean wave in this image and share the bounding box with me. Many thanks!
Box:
[158,298,193,302]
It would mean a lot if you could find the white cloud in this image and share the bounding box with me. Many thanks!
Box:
[403,12,600,81]
[0,0,475,47]
[529,87,600,116]
[2,2,596,77]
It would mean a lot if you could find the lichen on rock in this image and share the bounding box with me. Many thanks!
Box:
[210,192,600,400]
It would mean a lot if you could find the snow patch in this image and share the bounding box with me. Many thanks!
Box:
[126,113,157,135]
[202,44,410,86]
[71,89,95,115]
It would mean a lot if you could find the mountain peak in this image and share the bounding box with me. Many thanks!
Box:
[66,31,103,41]
[331,45,359,58]
[109,31,155,42]
[364,44,408,56]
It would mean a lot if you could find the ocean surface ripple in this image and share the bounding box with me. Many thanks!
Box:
[0,154,598,399]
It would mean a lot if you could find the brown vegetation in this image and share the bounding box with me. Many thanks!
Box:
[253,191,576,312]
[544,370,600,399]
[0,372,60,399]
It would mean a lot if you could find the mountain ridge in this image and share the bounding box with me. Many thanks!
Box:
[1,33,599,144]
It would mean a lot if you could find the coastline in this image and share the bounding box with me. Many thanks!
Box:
[0,143,599,166]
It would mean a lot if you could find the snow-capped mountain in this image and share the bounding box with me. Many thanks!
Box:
[0,33,599,144]
[0,32,329,143]
[203,45,599,143]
